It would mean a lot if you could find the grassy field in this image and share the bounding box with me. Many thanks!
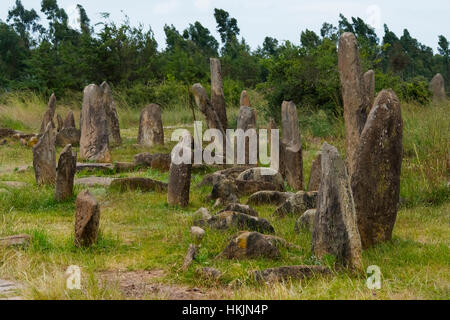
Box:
[0,92,449,300]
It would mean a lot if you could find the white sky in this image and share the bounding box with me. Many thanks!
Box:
[1,0,448,53]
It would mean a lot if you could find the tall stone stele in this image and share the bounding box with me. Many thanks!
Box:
[79,84,111,163]
[364,70,375,114]
[237,105,257,165]
[33,122,56,185]
[138,103,164,147]
[39,93,57,134]
[55,144,77,202]
[338,32,371,176]
[75,190,100,247]
[210,58,228,130]
[101,82,122,146]
[312,143,362,270]
[351,89,403,249]
[429,73,446,103]
[167,132,192,207]
[281,101,303,190]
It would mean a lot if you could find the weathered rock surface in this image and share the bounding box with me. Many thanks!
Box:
[138,104,164,147]
[253,265,330,282]
[75,177,116,187]
[79,84,111,163]
[236,179,283,195]
[294,209,316,233]
[351,90,403,249]
[218,203,258,217]
[75,190,100,247]
[247,191,294,206]
[207,178,239,205]
[55,145,77,201]
[182,244,199,271]
[76,162,114,173]
[240,90,250,107]
[190,226,205,242]
[210,58,228,129]
[307,152,322,191]
[338,32,369,176]
[113,162,137,173]
[192,83,226,135]
[218,232,281,260]
[364,70,375,113]
[281,101,303,190]
[101,82,122,146]
[197,166,251,187]
[109,177,168,193]
[168,151,192,207]
[193,208,212,226]
[55,127,80,147]
[32,123,56,185]
[195,267,222,280]
[273,191,318,217]
[39,93,56,134]
[312,143,362,270]
[56,114,63,132]
[205,211,274,234]
[0,234,31,248]
[63,110,76,129]
[237,167,284,191]
[429,73,446,102]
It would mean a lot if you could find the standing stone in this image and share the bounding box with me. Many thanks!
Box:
[364,70,375,113]
[192,83,225,135]
[338,32,369,176]
[63,110,76,129]
[210,58,228,129]
[237,105,257,165]
[281,101,303,190]
[168,133,192,207]
[308,152,322,191]
[312,143,362,270]
[429,73,446,102]
[39,93,57,134]
[56,114,63,132]
[138,104,164,147]
[79,84,111,163]
[100,82,122,146]
[55,145,77,202]
[240,90,250,107]
[351,89,403,249]
[75,190,100,247]
[33,123,56,185]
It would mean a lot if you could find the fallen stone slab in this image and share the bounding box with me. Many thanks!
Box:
[218,231,281,260]
[253,265,330,282]
[109,177,168,193]
[206,211,274,234]
[247,191,294,206]
[236,179,284,195]
[237,167,285,191]
[195,267,222,281]
[197,166,252,187]
[0,234,31,248]
[113,162,137,173]
[76,162,114,173]
[75,177,116,188]
[218,203,258,217]
[273,191,318,217]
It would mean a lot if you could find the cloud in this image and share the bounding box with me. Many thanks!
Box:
[153,0,181,15]
[66,4,81,31]
[194,0,211,11]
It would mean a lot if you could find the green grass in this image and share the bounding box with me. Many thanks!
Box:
[0,94,449,300]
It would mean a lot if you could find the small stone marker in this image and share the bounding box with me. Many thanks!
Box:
[55,144,77,202]
[138,104,164,147]
[74,190,100,247]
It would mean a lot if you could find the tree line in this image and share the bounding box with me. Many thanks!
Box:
[0,0,448,114]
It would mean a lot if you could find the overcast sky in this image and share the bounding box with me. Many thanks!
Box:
[1,0,448,53]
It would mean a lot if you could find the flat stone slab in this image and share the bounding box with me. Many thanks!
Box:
[76,163,114,173]
[0,234,31,248]
[0,279,22,298]
[75,177,116,187]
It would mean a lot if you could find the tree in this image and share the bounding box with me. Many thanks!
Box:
[7,0,43,47]
[214,8,240,53]
[183,21,219,57]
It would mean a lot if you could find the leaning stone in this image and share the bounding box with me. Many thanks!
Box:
[273,191,318,217]
[312,143,362,270]
[0,234,31,248]
[253,265,330,283]
[429,73,446,102]
[39,93,56,134]
[210,58,228,129]
[218,203,258,217]
[55,145,77,202]
[247,191,294,206]
[56,127,80,147]
[206,211,274,234]
[307,152,322,191]
[195,267,222,280]
[190,226,206,242]
[338,32,370,176]
[294,209,316,233]
[281,101,303,190]
[218,231,281,260]
[192,83,226,135]
[138,104,164,147]
[109,177,168,193]
[32,123,56,186]
[79,84,111,163]
[74,190,100,247]
[351,90,403,249]
[101,82,122,146]
[74,177,116,188]
[182,244,199,271]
